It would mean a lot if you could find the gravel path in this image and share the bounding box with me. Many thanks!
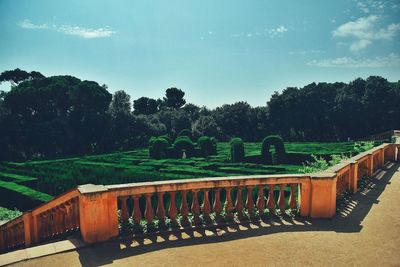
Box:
[12,163,400,267]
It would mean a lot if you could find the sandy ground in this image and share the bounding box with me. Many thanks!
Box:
[11,163,400,267]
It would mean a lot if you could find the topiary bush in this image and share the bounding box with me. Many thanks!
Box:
[177,129,192,140]
[197,136,216,157]
[173,136,195,158]
[261,135,286,164]
[230,137,245,163]
[150,138,170,159]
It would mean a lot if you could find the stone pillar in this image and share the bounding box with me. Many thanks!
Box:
[309,173,337,218]
[367,154,374,176]
[78,184,119,244]
[23,212,33,247]
[299,179,311,217]
[349,161,358,194]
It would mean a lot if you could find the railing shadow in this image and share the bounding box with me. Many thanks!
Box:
[76,163,399,267]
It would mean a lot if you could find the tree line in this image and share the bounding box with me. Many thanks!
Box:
[0,68,399,161]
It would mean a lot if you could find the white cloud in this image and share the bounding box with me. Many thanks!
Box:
[269,25,288,37]
[17,19,115,39]
[349,39,372,52]
[57,25,115,39]
[231,25,288,39]
[18,19,48,29]
[332,15,400,52]
[354,0,387,14]
[307,53,400,68]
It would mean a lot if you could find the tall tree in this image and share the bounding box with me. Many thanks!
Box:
[163,87,186,110]
[109,90,131,116]
[0,68,45,86]
[133,97,158,115]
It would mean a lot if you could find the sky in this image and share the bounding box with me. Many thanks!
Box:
[0,0,399,108]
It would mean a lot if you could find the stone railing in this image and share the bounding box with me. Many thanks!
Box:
[0,189,80,252]
[0,143,399,253]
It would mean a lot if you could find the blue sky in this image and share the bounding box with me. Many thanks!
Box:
[1,0,399,108]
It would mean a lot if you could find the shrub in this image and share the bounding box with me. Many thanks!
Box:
[197,136,215,157]
[178,129,192,140]
[158,135,171,145]
[173,136,195,157]
[230,137,245,163]
[261,135,286,164]
[151,138,170,159]
[354,141,374,153]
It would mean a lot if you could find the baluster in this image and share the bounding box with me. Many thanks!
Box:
[168,191,178,227]
[192,190,201,225]
[235,186,244,219]
[41,213,48,239]
[60,204,67,233]
[156,192,166,228]
[266,184,276,216]
[65,201,72,231]
[213,188,223,222]
[246,186,255,218]
[120,196,129,226]
[53,207,61,235]
[180,190,190,226]
[70,198,78,229]
[256,185,265,217]
[225,187,234,220]
[202,189,212,224]
[289,184,297,211]
[50,208,57,236]
[132,195,142,226]
[144,194,154,225]
[10,227,15,247]
[278,184,286,214]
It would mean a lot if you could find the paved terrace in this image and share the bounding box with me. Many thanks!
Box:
[4,162,399,266]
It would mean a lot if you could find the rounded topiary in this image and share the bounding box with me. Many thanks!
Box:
[197,136,215,157]
[178,129,192,140]
[150,138,170,159]
[158,135,171,145]
[173,136,195,157]
[261,135,285,164]
[230,137,245,163]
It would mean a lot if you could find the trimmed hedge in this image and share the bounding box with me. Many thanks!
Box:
[177,129,192,140]
[173,136,195,157]
[261,135,286,164]
[197,136,216,157]
[0,181,53,211]
[230,137,245,163]
[150,138,170,159]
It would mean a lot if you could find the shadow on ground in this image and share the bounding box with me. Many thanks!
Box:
[76,163,399,267]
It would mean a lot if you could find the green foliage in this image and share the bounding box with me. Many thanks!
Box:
[301,155,329,173]
[197,136,216,157]
[163,87,186,110]
[230,138,245,162]
[173,136,195,157]
[0,207,22,221]
[150,138,170,159]
[261,135,286,164]
[301,154,349,173]
[177,129,192,140]
[354,141,374,153]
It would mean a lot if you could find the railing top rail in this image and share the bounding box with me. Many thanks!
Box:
[31,188,79,216]
[0,215,23,230]
[100,174,310,196]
